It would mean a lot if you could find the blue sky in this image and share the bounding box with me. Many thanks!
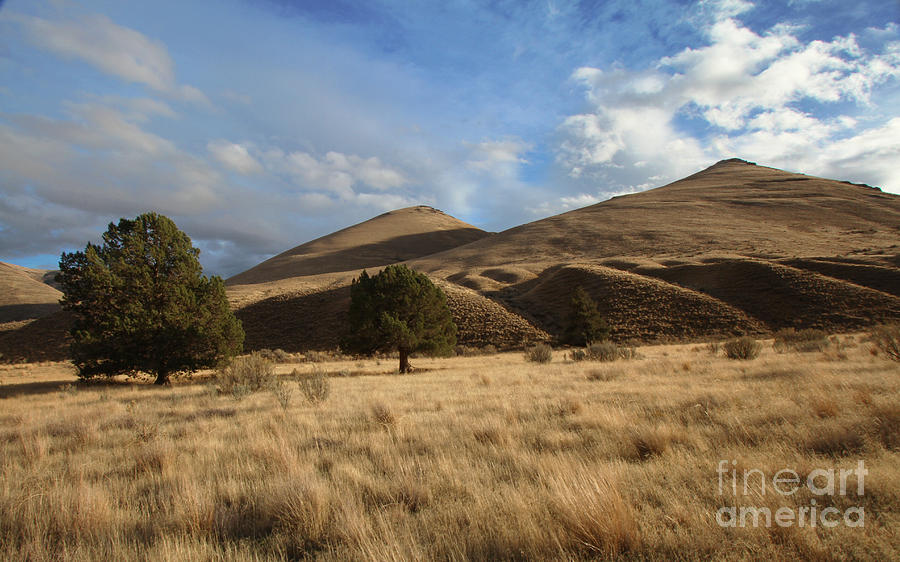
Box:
[1,0,898,276]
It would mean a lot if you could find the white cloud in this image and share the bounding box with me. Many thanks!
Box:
[263,148,408,195]
[557,4,900,193]
[465,138,531,172]
[9,13,209,105]
[208,140,263,175]
[0,102,222,217]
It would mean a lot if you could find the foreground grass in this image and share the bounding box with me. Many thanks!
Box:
[1,335,898,560]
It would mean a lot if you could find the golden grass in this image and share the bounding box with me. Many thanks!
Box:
[1,336,898,560]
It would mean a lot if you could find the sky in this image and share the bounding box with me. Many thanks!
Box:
[1,0,898,277]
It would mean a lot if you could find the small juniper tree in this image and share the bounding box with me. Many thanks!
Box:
[564,286,610,346]
[343,265,456,373]
[57,213,244,385]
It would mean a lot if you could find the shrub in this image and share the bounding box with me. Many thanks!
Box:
[586,342,635,362]
[270,379,293,410]
[370,401,397,426]
[304,350,330,363]
[296,368,330,405]
[723,337,761,360]
[216,352,275,395]
[258,348,295,363]
[773,328,829,353]
[705,341,720,355]
[569,349,587,362]
[869,324,900,362]
[525,343,553,363]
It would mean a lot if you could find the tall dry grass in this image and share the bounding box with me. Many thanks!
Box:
[0,334,898,560]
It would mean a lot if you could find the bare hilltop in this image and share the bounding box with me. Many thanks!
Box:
[3,158,899,360]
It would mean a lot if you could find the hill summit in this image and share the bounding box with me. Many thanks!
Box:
[227,205,490,285]
[3,159,899,361]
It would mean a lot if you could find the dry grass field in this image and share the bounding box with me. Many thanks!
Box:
[1,335,898,560]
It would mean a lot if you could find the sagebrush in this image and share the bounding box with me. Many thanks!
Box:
[216,352,275,395]
[870,324,900,362]
[724,336,761,360]
[525,343,553,363]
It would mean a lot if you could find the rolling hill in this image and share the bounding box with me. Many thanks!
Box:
[3,158,899,361]
[0,262,61,323]
[227,205,490,285]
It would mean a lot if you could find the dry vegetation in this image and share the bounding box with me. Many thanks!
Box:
[1,335,898,560]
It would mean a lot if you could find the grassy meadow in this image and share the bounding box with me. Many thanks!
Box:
[1,334,898,560]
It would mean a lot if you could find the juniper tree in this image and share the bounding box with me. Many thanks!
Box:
[57,213,244,385]
[343,264,456,373]
[564,286,610,346]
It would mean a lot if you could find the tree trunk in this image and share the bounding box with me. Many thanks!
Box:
[398,348,410,374]
[154,370,170,385]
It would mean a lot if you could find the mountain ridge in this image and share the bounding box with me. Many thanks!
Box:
[3,159,899,361]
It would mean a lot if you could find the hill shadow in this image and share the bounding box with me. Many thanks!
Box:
[0,303,61,323]
[235,285,352,352]
[0,311,72,363]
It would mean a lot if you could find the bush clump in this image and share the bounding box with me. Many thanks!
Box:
[585,342,636,362]
[525,343,553,363]
[773,328,829,353]
[724,337,761,360]
[569,349,587,362]
[257,348,296,363]
[869,324,900,362]
[296,368,330,405]
[216,352,276,395]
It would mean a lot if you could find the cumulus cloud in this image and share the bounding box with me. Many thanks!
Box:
[8,13,209,105]
[557,1,900,193]
[465,138,532,173]
[208,140,263,175]
[0,100,228,259]
[262,148,408,196]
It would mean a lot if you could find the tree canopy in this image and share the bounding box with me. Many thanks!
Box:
[57,213,244,385]
[343,264,456,373]
[564,286,610,346]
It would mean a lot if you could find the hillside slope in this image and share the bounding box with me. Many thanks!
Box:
[0,262,61,323]
[4,159,900,361]
[403,159,900,341]
[411,159,900,277]
[227,206,491,285]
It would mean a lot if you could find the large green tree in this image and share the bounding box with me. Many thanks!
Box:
[343,264,456,373]
[57,213,244,385]
[564,286,610,346]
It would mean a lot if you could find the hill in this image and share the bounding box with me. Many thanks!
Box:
[0,262,61,323]
[410,159,900,275]
[3,159,900,361]
[405,159,900,340]
[227,205,491,285]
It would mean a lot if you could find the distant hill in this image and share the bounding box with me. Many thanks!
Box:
[0,262,61,323]
[406,159,900,340]
[3,159,900,361]
[227,205,491,285]
[410,159,900,275]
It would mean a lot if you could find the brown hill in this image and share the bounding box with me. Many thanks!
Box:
[227,205,491,285]
[406,159,900,340]
[410,159,900,276]
[4,159,900,361]
[224,205,550,353]
[0,262,61,323]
